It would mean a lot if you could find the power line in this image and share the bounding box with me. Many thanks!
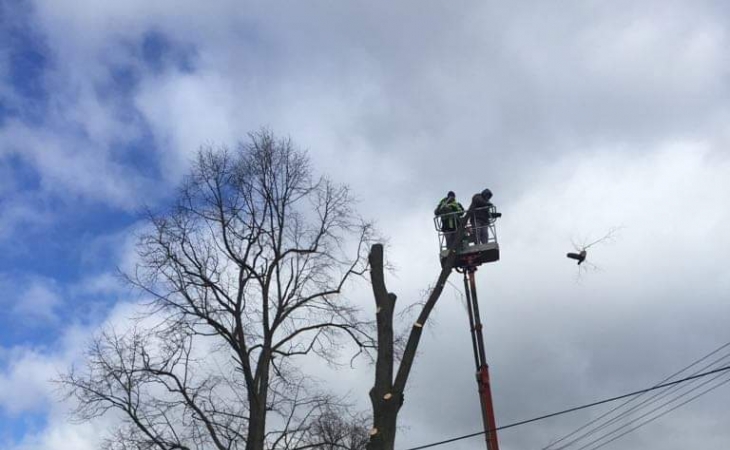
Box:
[542,341,730,449]
[550,353,730,450]
[565,370,730,449]
[403,364,730,450]
[579,373,730,450]
[551,352,730,450]
[543,341,730,450]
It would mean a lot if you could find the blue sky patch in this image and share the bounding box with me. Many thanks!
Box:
[1,0,51,126]
[4,5,49,102]
[0,412,48,446]
[141,30,197,74]
[0,99,9,126]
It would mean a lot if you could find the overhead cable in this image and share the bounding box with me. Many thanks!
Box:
[544,342,730,450]
[579,373,730,450]
[553,353,730,449]
[403,364,730,450]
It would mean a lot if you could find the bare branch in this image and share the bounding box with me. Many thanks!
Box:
[61,129,375,450]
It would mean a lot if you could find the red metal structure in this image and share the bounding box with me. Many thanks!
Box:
[434,204,502,450]
[461,266,500,450]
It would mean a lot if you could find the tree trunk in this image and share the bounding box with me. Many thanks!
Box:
[366,244,399,450]
[366,388,400,450]
[247,350,271,450]
[246,392,268,450]
[367,203,474,450]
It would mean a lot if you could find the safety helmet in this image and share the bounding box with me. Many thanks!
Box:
[481,188,492,200]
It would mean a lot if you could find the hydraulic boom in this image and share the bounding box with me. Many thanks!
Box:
[461,267,500,450]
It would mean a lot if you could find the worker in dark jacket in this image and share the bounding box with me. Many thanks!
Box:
[434,191,464,249]
[471,188,501,245]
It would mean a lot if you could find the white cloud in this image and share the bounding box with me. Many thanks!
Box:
[12,280,62,325]
[0,300,146,449]
[73,272,124,297]
[1,120,158,210]
[3,1,730,449]
[0,347,59,415]
[133,70,239,179]
[76,221,143,276]
[0,194,52,241]
[8,0,729,215]
[8,420,105,450]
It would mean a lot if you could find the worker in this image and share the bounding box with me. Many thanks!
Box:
[471,188,501,245]
[434,191,464,250]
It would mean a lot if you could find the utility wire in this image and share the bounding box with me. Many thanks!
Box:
[542,341,730,449]
[403,364,730,450]
[543,341,730,450]
[551,351,730,450]
[579,372,730,450]
[560,370,728,450]
[568,368,730,450]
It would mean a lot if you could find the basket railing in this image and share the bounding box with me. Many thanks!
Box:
[433,206,500,253]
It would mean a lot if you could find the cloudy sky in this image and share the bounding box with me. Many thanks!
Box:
[2,1,730,449]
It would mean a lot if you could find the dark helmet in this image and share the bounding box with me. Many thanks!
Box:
[447,191,456,199]
[481,188,492,201]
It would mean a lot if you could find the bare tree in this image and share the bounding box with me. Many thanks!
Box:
[289,408,369,450]
[60,129,375,450]
[366,203,476,450]
[308,410,369,450]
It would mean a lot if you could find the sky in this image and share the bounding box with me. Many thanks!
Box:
[1,0,730,449]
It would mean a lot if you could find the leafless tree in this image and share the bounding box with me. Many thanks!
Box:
[365,203,476,450]
[264,385,368,450]
[60,129,375,450]
[289,408,369,450]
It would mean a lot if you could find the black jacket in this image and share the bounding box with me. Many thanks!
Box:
[471,193,494,224]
